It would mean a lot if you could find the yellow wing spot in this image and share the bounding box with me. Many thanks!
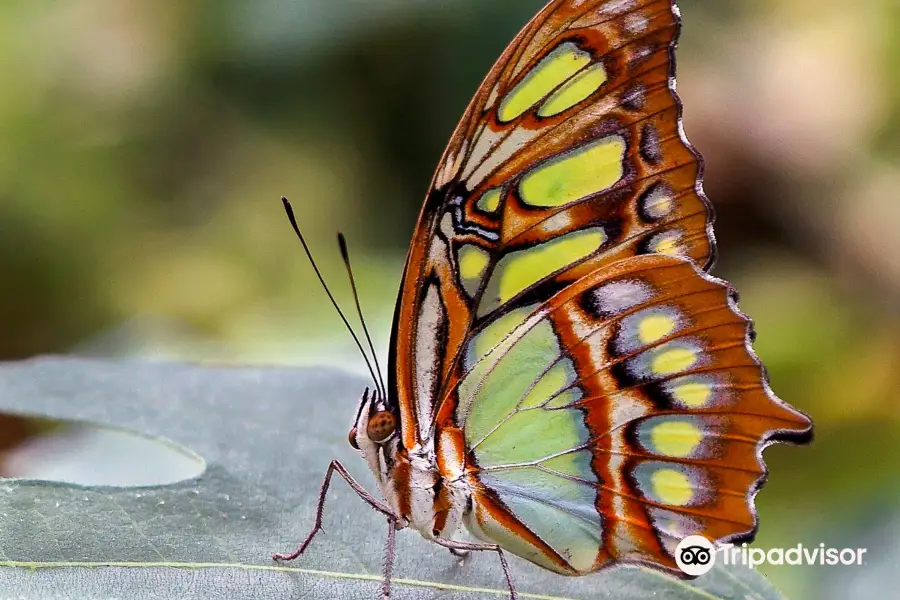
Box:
[651,196,673,216]
[651,468,694,506]
[651,421,703,457]
[519,136,626,208]
[657,196,673,214]
[672,382,713,407]
[457,244,491,297]
[642,187,674,219]
[538,63,607,118]
[476,188,502,213]
[655,239,679,256]
[638,314,677,344]
[650,231,683,256]
[498,43,592,123]
[481,228,606,315]
[652,346,698,375]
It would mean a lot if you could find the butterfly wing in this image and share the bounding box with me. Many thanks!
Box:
[390,0,714,448]
[456,253,811,573]
[388,0,811,574]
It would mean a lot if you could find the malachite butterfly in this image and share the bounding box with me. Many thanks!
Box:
[274,0,813,598]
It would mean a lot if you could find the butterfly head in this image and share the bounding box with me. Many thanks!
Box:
[348,387,400,482]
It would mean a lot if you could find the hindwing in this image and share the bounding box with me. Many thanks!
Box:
[455,254,810,573]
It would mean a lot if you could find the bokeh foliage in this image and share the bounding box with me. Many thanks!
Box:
[1,1,898,598]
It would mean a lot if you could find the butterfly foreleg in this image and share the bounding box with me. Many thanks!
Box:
[272,459,398,562]
[433,537,518,600]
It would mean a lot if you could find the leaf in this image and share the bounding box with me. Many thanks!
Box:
[0,357,787,599]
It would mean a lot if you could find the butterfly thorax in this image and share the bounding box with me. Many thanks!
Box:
[388,444,470,541]
[350,389,470,541]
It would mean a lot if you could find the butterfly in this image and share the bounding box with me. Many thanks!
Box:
[275,0,812,598]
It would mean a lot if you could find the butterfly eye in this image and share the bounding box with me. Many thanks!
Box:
[347,426,359,450]
[366,411,397,444]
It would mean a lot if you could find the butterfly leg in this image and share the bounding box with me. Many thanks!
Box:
[272,459,398,562]
[433,538,517,600]
[381,515,398,599]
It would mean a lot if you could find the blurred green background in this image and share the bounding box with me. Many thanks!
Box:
[0,0,897,597]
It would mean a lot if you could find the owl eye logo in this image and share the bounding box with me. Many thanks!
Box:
[675,536,716,576]
[679,546,711,565]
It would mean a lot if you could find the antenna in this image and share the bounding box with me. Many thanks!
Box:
[280,197,381,396]
[337,232,386,401]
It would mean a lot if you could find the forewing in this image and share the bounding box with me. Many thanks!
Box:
[390,0,713,449]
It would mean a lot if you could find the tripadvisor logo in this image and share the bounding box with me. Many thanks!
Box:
[675,536,868,575]
[721,542,868,568]
[675,536,715,576]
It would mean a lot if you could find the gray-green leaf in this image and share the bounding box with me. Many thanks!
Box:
[0,358,787,599]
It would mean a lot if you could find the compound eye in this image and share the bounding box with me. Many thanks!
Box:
[366,411,397,444]
[347,426,359,450]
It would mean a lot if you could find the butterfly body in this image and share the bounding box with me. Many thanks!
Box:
[277,0,812,596]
